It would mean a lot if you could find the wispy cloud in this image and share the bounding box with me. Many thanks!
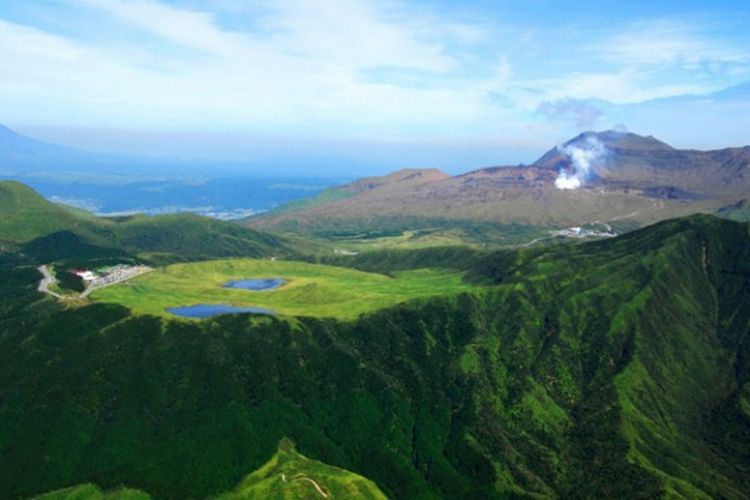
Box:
[597,20,750,70]
[0,0,500,133]
[537,99,603,128]
[0,0,748,157]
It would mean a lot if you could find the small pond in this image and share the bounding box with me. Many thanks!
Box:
[167,304,275,319]
[223,278,285,291]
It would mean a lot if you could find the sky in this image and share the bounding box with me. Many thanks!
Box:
[1,0,749,173]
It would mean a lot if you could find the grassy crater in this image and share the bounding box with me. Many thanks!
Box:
[92,258,478,320]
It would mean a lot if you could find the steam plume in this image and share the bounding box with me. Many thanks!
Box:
[554,135,606,190]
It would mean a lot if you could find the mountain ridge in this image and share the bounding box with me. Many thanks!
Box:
[0,214,748,498]
[247,130,750,235]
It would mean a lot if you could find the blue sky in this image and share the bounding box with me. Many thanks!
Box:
[1,0,749,172]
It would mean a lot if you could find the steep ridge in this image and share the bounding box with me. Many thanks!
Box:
[0,215,747,498]
[468,215,750,497]
[248,131,750,234]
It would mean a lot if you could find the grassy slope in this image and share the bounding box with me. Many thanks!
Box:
[100,213,292,262]
[0,180,295,262]
[0,215,748,499]
[32,484,149,500]
[218,438,386,499]
[718,198,750,222]
[254,214,550,249]
[246,169,554,249]
[91,258,477,320]
[309,245,485,274]
[0,181,87,242]
[265,187,356,215]
[56,203,99,220]
[34,439,386,500]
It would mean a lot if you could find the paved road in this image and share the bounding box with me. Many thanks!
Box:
[37,265,62,299]
[37,264,152,300]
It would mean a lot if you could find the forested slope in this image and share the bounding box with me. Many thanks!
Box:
[0,215,748,498]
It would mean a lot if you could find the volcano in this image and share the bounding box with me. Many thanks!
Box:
[247,130,750,232]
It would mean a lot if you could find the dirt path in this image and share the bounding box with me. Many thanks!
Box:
[609,200,662,222]
[281,473,328,498]
[37,265,62,299]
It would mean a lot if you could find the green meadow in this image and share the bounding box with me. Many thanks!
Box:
[91,258,478,320]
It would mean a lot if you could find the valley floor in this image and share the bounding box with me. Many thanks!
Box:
[91,258,479,320]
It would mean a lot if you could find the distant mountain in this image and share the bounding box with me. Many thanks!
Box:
[248,131,750,234]
[0,125,106,172]
[0,125,78,159]
[0,124,195,178]
[537,130,750,196]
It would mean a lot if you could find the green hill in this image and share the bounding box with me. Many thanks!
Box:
[33,439,386,500]
[0,180,294,262]
[0,181,88,242]
[103,213,290,261]
[32,484,149,500]
[0,215,748,498]
[219,438,386,499]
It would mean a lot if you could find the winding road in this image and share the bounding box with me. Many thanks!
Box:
[281,473,328,498]
[37,265,62,299]
[37,264,153,300]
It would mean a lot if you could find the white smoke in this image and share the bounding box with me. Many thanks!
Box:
[554,135,606,190]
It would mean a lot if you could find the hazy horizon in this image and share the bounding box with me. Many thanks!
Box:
[2,0,749,175]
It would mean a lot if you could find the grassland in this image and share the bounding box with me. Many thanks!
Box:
[91,258,477,320]
[33,484,149,500]
[259,213,552,250]
[219,438,386,499]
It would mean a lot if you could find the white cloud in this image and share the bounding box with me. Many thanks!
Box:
[531,69,717,104]
[597,20,750,70]
[80,0,468,71]
[537,99,603,128]
[0,0,748,152]
[0,0,506,135]
[80,0,242,55]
